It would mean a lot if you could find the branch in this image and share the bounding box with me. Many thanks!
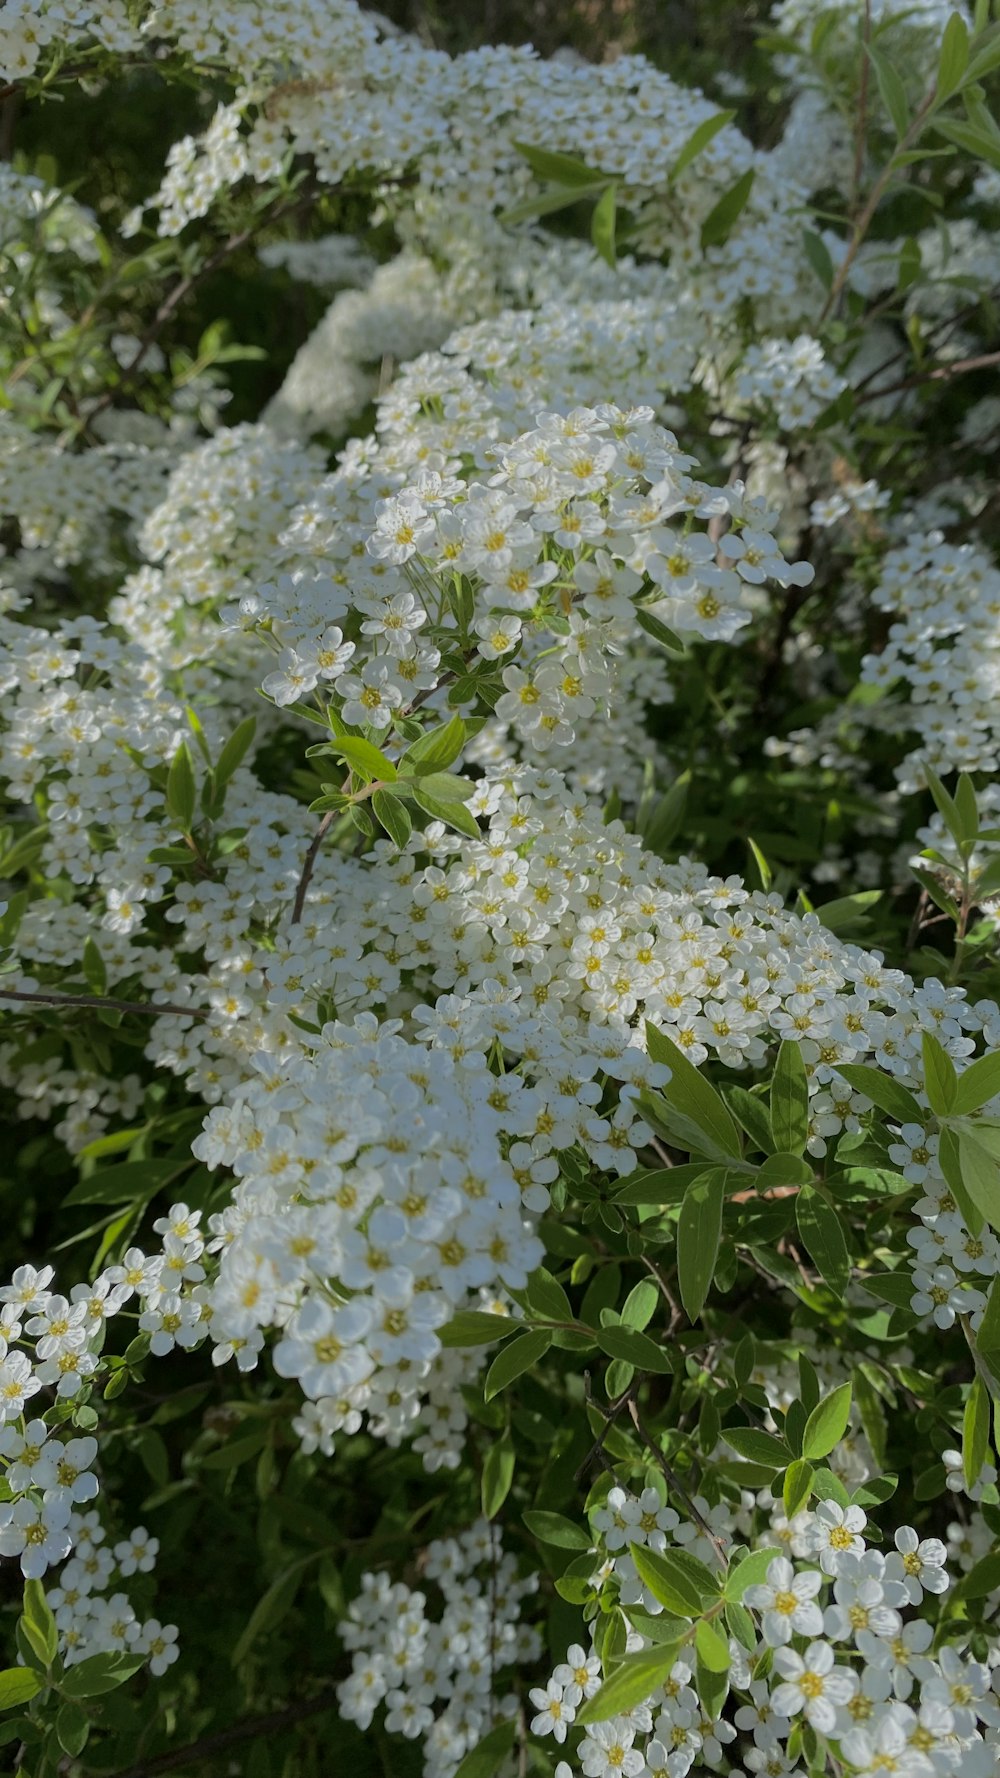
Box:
[819,85,939,324]
[101,1688,342,1778]
[857,348,1000,405]
[289,807,337,925]
[0,988,207,1020]
[626,1399,729,1565]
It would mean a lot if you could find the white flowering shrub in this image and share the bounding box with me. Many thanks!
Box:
[2,3,1000,1776]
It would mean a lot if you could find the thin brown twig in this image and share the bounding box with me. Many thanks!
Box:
[626,1399,729,1565]
[819,85,939,324]
[0,988,207,1020]
[850,0,873,214]
[856,348,1000,405]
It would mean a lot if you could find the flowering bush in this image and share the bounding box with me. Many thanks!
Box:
[2,2,1000,1775]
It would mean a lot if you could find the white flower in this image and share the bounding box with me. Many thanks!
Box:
[0,1495,73,1579]
[744,1554,824,1645]
[529,1678,574,1742]
[771,1639,857,1734]
[883,1526,949,1604]
[553,1643,602,1705]
[808,1501,867,1575]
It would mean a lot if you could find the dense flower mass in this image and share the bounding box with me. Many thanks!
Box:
[1,1,1000,1775]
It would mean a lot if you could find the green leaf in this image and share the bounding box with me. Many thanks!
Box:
[498,182,609,225]
[62,1158,179,1208]
[922,761,967,848]
[214,716,257,789]
[371,789,412,849]
[591,183,617,267]
[815,889,882,933]
[575,1642,685,1727]
[330,736,397,783]
[724,1547,778,1601]
[936,11,970,103]
[596,1325,673,1374]
[482,1432,515,1519]
[722,1427,791,1469]
[747,837,772,893]
[976,1278,1000,1353]
[795,1186,850,1295]
[413,788,480,838]
[922,1030,957,1115]
[166,741,196,831]
[645,1024,743,1159]
[614,1164,712,1205]
[512,141,605,186]
[932,113,1000,171]
[484,1329,551,1401]
[621,1279,659,1331]
[452,1720,518,1778]
[964,1374,991,1489]
[676,1169,726,1322]
[671,109,736,179]
[954,1053,1000,1116]
[630,1544,720,1617]
[955,1550,1000,1601]
[700,168,755,248]
[56,1701,89,1758]
[525,1266,573,1324]
[724,1086,776,1155]
[831,1064,924,1125]
[230,1562,310,1669]
[399,715,466,774]
[523,1510,593,1550]
[770,1041,809,1157]
[81,937,107,997]
[939,1126,985,1236]
[782,1458,815,1518]
[802,1382,853,1462]
[21,1580,57,1668]
[867,42,910,137]
[858,1270,918,1309]
[801,228,834,290]
[61,1651,146,1697]
[956,1131,1000,1231]
[438,1311,514,1347]
[635,607,686,655]
[0,1667,42,1708]
[755,1152,814,1190]
[694,1617,730,1673]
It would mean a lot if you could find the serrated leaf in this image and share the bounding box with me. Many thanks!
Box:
[795,1186,850,1295]
[484,1329,551,1401]
[482,1432,515,1519]
[676,1169,725,1322]
[802,1382,852,1461]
